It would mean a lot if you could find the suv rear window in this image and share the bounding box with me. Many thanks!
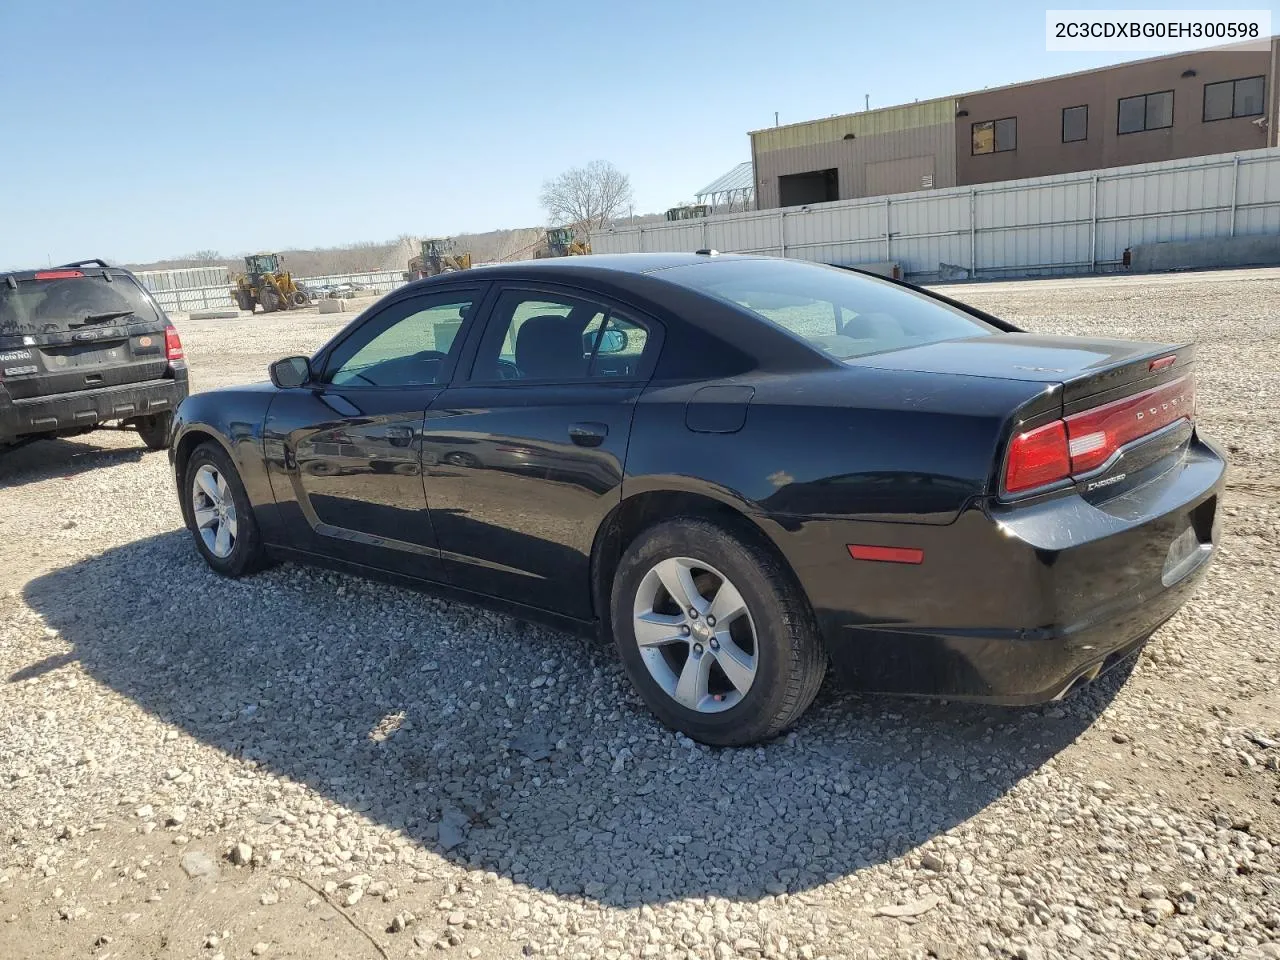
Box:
[658,258,996,360]
[0,272,162,337]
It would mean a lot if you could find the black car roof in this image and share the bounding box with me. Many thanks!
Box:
[388,253,1010,380]
[467,251,753,277]
[406,252,834,379]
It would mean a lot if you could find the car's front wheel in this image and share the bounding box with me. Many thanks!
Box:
[610,517,826,746]
[182,442,267,577]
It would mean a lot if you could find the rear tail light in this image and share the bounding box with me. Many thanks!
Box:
[1004,373,1195,495]
[34,269,84,280]
[1063,375,1193,474]
[1004,420,1071,493]
[165,325,185,361]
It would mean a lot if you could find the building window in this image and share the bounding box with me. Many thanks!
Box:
[1118,90,1173,134]
[1062,105,1088,142]
[972,117,1016,155]
[1203,76,1265,121]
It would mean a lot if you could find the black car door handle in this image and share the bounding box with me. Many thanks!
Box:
[387,426,414,447]
[568,421,608,447]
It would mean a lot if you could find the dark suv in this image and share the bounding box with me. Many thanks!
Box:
[0,260,189,451]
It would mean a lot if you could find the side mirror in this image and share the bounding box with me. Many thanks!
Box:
[598,328,629,355]
[269,356,311,389]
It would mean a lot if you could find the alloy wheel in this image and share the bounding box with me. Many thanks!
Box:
[631,556,758,713]
[191,464,238,559]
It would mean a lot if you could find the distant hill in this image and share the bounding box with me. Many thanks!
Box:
[125,217,671,278]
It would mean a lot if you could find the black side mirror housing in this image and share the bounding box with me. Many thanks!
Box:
[269,356,311,389]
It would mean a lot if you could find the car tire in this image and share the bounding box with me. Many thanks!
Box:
[135,412,174,451]
[181,442,268,578]
[610,517,826,747]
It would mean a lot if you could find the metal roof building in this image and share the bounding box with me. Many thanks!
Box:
[749,38,1280,210]
[695,161,755,211]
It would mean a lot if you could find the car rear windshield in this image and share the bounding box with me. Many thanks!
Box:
[0,272,162,337]
[659,258,997,360]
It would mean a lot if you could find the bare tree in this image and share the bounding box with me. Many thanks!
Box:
[539,160,633,239]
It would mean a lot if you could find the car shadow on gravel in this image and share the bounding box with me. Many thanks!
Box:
[25,531,1130,907]
[0,435,146,487]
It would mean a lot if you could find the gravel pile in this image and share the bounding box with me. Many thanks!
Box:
[1,270,1277,959]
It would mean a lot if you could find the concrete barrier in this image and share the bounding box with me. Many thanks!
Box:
[835,261,902,280]
[317,299,347,314]
[1131,236,1280,273]
[188,309,242,320]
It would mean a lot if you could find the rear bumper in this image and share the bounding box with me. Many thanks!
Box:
[823,547,1210,705]
[771,435,1226,704]
[0,372,189,444]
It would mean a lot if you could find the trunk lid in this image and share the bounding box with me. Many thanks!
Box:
[848,333,1193,404]
[0,269,171,399]
[848,332,1198,501]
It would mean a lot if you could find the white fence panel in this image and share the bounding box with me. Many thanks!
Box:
[298,270,405,296]
[707,214,777,256]
[891,193,970,275]
[149,286,238,313]
[147,270,406,316]
[136,266,230,293]
[593,147,1280,280]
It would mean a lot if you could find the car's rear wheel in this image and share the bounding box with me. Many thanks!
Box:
[183,442,267,577]
[135,412,173,451]
[610,517,826,746]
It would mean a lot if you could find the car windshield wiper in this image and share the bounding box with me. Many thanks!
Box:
[78,310,136,325]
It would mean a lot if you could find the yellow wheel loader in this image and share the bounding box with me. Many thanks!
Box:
[230,254,308,313]
[533,227,591,258]
[404,238,473,281]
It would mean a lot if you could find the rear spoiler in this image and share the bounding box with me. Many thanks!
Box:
[58,258,116,270]
[829,263,1023,334]
[59,258,117,281]
[2,259,122,287]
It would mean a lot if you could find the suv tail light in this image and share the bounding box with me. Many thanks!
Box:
[165,325,185,361]
[1004,374,1195,495]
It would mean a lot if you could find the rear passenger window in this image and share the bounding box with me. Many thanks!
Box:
[590,315,648,378]
[471,290,651,382]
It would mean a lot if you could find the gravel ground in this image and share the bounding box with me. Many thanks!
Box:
[1,271,1277,960]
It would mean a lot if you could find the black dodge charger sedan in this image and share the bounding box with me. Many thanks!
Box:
[170,253,1224,746]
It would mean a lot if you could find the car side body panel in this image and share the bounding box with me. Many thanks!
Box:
[623,363,1224,703]
[168,255,1226,713]
[625,366,1055,526]
[422,381,642,617]
[763,434,1223,702]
